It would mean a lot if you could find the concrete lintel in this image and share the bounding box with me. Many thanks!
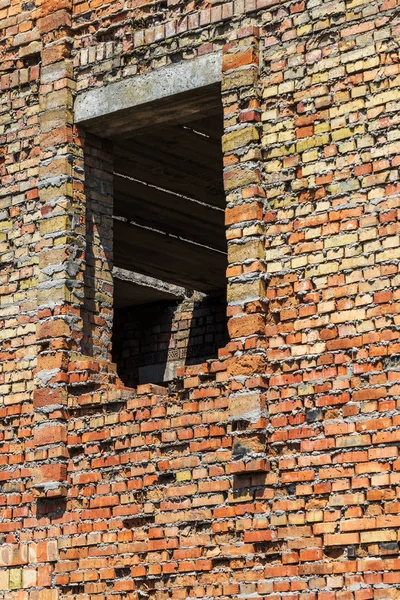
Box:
[114,266,188,298]
[113,267,206,307]
[74,53,222,132]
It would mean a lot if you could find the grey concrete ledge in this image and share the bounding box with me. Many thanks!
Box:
[74,53,222,126]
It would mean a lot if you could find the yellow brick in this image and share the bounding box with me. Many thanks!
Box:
[37,285,72,306]
[305,262,339,277]
[314,122,330,134]
[262,134,278,145]
[224,168,260,191]
[228,240,264,264]
[262,109,279,121]
[265,160,282,173]
[297,138,317,152]
[367,89,398,108]
[291,256,308,269]
[376,249,398,263]
[327,180,360,194]
[360,530,397,544]
[227,279,265,302]
[278,81,295,94]
[263,85,278,98]
[324,233,358,249]
[266,260,283,273]
[40,215,72,235]
[228,490,253,503]
[40,182,73,202]
[303,149,318,162]
[9,569,22,591]
[297,24,312,36]
[306,510,323,523]
[222,126,259,153]
[289,513,305,525]
[338,140,356,153]
[331,127,352,141]
[176,471,191,482]
[0,221,12,231]
[302,161,329,176]
[296,134,329,153]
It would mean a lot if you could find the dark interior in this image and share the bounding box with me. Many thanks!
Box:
[111,91,228,385]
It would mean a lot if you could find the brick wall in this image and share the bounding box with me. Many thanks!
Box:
[0,2,40,410]
[0,0,400,599]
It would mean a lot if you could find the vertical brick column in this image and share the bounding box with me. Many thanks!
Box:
[221,28,268,460]
[80,134,114,362]
[33,0,78,497]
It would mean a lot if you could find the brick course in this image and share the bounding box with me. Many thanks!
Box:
[1,0,400,599]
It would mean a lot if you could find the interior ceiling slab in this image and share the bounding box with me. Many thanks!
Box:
[114,219,226,293]
[113,114,224,208]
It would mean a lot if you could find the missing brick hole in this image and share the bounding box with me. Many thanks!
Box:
[61,584,85,594]
[37,497,66,516]
[233,473,267,490]
[68,383,103,396]
[379,542,399,554]
[254,542,273,554]
[211,558,230,568]
[123,516,155,529]
[285,484,297,496]
[168,379,182,394]
[22,53,40,68]
[69,445,84,458]
[100,439,114,451]
[140,579,156,591]
[324,546,345,559]
[306,408,323,423]
[115,567,131,578]
[253,542,280,555]
[102,469,123,481]
[347,545,357,558]
[284,441,301,453]
[159,442,190,455]
[231,419,252,432]
[134,491,147,503]
[195,521,211,533]
[157,472,175,485]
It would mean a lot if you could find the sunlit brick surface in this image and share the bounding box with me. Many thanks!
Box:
[1,0,400,598]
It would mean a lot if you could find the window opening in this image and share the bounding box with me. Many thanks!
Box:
[111,101,228,386]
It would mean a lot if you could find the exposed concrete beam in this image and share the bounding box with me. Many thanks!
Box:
[74,53,222,138]
[113,267,206,301]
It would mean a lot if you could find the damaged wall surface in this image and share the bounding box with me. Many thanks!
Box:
[0,0,400,599]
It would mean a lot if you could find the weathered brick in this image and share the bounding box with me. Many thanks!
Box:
[1,0,400,597]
